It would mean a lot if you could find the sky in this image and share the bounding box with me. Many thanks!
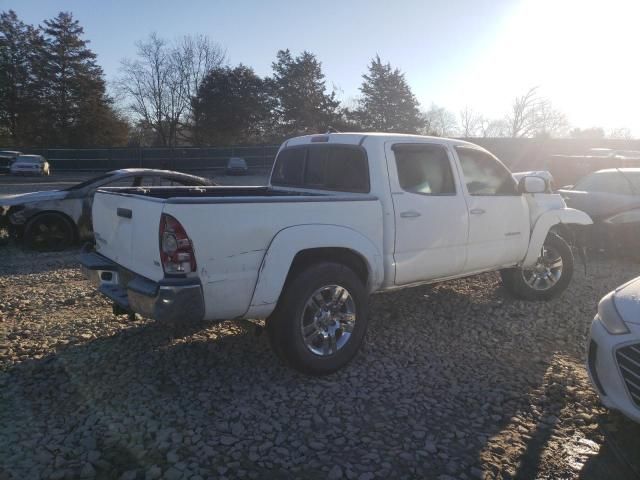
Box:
[3,0,640,135]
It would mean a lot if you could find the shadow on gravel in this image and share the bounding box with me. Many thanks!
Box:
[0,318,267,478]
[2,264,639,479]
[511,375,568,480]
[0,244,81,276]
[0,281,550,479]
[579,412,640,480]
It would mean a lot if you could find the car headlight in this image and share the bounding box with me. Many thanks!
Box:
[598,291,630,335]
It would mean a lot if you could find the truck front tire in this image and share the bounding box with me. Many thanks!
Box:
[501,233,574,300]
[267,262,368,375]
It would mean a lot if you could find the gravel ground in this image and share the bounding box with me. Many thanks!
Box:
[2,244,640,480]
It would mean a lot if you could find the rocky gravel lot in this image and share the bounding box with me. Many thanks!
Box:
[1,244,640,480]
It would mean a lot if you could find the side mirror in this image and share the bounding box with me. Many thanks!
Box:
[518,175,547,194]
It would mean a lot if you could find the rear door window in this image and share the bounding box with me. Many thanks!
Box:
[272,145,369,193]
[393,144,456,195]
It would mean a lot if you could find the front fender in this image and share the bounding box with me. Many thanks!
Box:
[246,224,383,318]
[522,208,592,267]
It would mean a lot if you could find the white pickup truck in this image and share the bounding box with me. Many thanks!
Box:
[80,133,592,374]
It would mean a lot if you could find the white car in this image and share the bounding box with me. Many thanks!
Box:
[81,132,592,374]
[10,155,51,176]
[587,276,640,422]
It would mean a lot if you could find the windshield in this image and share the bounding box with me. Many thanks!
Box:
[15,156,43,164]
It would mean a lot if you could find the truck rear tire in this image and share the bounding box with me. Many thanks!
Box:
[267,262,368,375]
[500,233,574,300]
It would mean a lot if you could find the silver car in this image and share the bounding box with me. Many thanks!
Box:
[0,168,214,250]
[10,155,51,176]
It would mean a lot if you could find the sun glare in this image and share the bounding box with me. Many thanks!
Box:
[454,0,640,133]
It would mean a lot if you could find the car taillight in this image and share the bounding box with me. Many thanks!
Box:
[159,213,196,274]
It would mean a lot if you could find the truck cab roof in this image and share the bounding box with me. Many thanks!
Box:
[284,132,480,149]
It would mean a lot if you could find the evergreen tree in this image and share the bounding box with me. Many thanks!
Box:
[352,55,424,133]
[0,10,44,144]
[40,12,126,145]
[269,49,340,137]
[192,64,273,145]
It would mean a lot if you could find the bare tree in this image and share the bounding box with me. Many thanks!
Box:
[569,127,605,139]
[117,33,224,146]
[608,127,633,140]
[481,118,508,137]
[505,87,538,138]
[173,35,226,127]
[459,105,483,137]
[423,103,458,137]
[533,99,569,137]
[505,87,569,138]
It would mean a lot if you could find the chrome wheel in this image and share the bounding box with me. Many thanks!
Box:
[522,244,563,291]
[300,285,356,356]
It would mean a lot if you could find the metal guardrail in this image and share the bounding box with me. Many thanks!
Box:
[1,145,281,172]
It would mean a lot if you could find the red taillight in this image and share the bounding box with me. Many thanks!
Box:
[159,214,196,274]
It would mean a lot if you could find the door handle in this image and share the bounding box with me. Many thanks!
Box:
[117,208,132,219]
[469,208,486,215]
[400,210,421,218]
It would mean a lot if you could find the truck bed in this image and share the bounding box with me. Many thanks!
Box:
[91,187,383,320]
[99,185,377,202]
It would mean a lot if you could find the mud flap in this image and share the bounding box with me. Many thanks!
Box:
[577,245,588,275]
[553,223,588,275]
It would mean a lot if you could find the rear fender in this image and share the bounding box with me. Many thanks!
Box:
[246,225,383,318]
[522,208,592,267]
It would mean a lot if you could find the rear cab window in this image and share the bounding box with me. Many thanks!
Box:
[271,145,370,193]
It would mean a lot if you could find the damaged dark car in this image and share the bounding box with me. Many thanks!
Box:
[0,168,214,250]
[558,168,640,251]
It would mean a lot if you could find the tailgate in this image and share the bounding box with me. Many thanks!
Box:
[92,190,165,281]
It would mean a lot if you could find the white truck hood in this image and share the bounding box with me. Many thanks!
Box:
[0,190,68,206]
[614,276,640,325]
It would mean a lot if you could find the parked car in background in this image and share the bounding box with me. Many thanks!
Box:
[588,148,640,159]
[226,157,248,175]
[558,168,640,250]
[9,154,50,176]
[587,276,640,423]
[0,151,22,173]
[81,132,591,374]
[0,168,213,250]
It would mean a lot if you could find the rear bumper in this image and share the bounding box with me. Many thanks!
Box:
[79,252,205,323]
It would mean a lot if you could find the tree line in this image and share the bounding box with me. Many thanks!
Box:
[0,11,128,147]
[0,10,633,147]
